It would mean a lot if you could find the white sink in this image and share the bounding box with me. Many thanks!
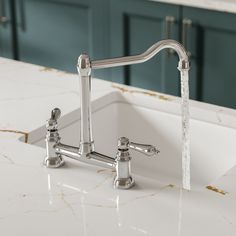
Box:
[26,90,236,189]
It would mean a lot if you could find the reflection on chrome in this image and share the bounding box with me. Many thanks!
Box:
[47,174,53,205]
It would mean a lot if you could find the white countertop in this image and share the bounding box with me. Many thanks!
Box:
[152,0,236,14]
[1,58,236,236]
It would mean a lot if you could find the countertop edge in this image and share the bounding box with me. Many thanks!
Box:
[150,0,236,14]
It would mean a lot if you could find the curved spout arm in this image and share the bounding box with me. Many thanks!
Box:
[91,39,189,70]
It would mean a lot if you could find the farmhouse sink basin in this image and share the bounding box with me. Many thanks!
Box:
[26,90,236,189]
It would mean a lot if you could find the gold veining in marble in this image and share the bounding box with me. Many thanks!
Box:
[39,67,54,72]
[168,184,175,188]
[0,129,29,143]
[206,185,228,195]
[39,67,73,75]
[112,84,172,101]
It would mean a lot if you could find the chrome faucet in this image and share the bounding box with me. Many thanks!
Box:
[44,108,159,189]
[44,39,190,189]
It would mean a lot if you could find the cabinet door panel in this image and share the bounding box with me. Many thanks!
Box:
[16,0,109,79]
[111,0,180,95]
[183,7,236,108]
[0,0,14,58]
[202,29,236,108]
[129,15,165,91]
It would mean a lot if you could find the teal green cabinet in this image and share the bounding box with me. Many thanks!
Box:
[183,7,236,108]
[1,0,236,109]
[15,0,110,79]
[0,0,14,58]
[110,0,181,96]
[110,1,236,108]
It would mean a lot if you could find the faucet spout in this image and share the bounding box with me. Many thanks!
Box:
[91,39,189,71]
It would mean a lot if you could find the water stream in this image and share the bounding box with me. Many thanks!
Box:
[180,69,191,190]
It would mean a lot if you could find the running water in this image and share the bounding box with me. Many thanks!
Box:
[180,69,191,190]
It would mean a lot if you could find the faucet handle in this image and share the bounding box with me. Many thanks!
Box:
[114,137,159,189]
[51,108,61,121]
[46,108,61,130]
[129,142,159,156]
[118,137,160,157]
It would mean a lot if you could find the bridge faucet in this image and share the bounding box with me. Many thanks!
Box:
[44,39,190,189]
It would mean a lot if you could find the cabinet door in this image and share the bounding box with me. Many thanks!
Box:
[183,7,236,108]
[15,0,109,79]
[0,0,14,58]
[110,0,180,95]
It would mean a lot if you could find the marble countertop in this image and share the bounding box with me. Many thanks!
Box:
[151,0,236,14]
[1,57,236,236]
